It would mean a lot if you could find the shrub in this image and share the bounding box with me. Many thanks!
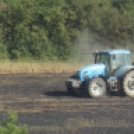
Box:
[0,112,28,134]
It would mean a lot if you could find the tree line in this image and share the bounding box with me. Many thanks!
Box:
[0,0,134,60]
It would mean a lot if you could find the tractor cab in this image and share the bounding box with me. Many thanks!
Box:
[94,50,131,77]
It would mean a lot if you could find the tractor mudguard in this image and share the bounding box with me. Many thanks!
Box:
[116,66,134,79]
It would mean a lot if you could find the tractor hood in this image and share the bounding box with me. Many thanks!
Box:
[77,63,105,81]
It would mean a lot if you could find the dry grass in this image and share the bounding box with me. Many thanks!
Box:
[0,60,84,74]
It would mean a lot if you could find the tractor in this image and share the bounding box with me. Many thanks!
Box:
[65,49,134,98]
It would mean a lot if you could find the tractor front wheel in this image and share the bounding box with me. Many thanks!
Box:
[87,78,106,98]
[123,70,134,97]
[67,88,77,96]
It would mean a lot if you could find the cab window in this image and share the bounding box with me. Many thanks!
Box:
[112,54,124,68]
[124,54,131,65]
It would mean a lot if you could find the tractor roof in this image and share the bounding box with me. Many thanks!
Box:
[100,49,131,55]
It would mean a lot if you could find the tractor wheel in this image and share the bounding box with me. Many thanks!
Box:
[87,78,106,98]
[123,70,134,97]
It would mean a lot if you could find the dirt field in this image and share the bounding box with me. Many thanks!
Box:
[0,73,134,134]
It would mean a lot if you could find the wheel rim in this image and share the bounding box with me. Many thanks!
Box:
[127,77,134,90]
[91,82,103,96]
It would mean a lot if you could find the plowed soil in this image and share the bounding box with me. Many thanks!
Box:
[0,73,134,134]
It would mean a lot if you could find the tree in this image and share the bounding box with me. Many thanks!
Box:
[1,0,134,60]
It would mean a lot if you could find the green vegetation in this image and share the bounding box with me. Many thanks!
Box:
[0,112,28,134]
[0,0,134,61]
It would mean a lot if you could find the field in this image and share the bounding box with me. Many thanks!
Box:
[0,73,134,134]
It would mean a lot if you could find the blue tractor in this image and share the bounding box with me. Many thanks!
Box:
[66,49,134,98]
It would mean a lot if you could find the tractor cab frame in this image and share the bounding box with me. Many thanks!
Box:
[93,50,131,77]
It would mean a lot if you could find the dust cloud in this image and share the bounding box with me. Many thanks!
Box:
[70,29,109,64]
[70,29,134,64]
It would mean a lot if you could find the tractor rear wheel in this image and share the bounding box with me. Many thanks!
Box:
[123,70,134,97]
[87,78,106,98]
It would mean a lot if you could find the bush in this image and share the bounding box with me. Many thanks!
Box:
[0,112,28,134]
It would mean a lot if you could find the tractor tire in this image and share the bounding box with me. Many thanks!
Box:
[123,70,134,97]
[87,78,106,98]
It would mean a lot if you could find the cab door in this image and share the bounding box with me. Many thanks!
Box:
[110,53,124,76]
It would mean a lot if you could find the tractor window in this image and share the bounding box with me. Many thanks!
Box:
[96,53,110,65]
[96,53,110,76]
[111,53,131,76]
[111,54,124,76]
[112,54,124,67]
[124,54,131,65]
